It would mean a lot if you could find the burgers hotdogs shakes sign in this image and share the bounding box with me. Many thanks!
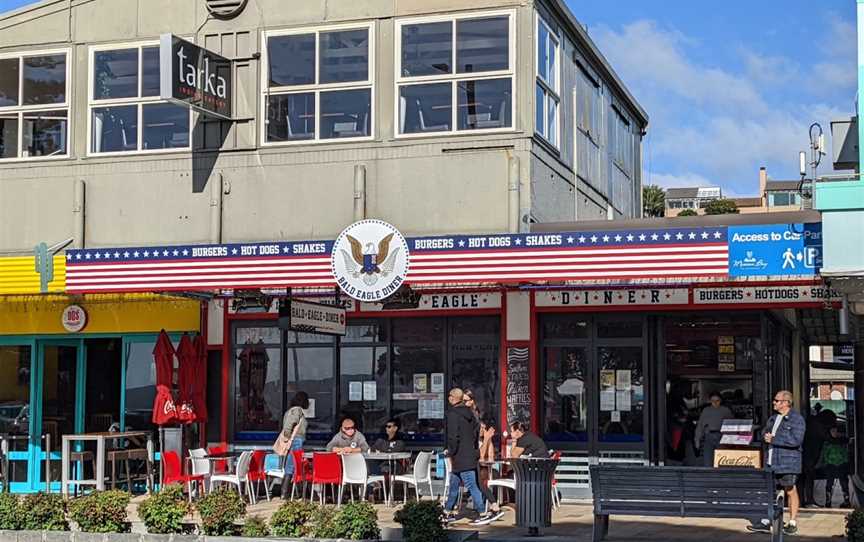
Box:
[160,34,232,120]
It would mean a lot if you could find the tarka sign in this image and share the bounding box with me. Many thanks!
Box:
[332,220,410,302]
[160,34,232,120]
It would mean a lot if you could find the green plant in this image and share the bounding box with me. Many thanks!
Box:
[394,500,447,542]
[334,501,379,540]
[704,198,739,215]
[642,184,665,217]
[310,505,341,539]
[269,499,316,537]
[242,514,270,538]
[847,509,864,542]
[20,492,68,531]
[137,484,189,534]
[677,208,698,217]
[68,490,131,533]
[196,486,246,536]
[0,493,21,530]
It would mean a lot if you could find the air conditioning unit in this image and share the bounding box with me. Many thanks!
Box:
[831,117,858,171]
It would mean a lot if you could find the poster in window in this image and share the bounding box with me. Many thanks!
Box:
[418,399,444,419]
[600,370,615,391]
[611,411,621,423]
[302,398,315,419]
[600,391,616,411]
[616,370,631,391]
[718,335,734,346]
[718,353,736,373]
[616,391,631,411]
[430,373,444,393]
[413,374,427,393]
[735,337,758,371]
[349,382,363,401]
[363,381,377,401]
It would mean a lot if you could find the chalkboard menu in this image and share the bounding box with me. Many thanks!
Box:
[506,347,531,427]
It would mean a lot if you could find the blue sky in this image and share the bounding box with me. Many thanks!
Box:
[2,0,856,196]
[567,0,857,196]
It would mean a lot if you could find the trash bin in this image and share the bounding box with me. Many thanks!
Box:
[510,457,559,536]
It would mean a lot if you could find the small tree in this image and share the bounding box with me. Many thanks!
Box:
[642,185,665,217]
[703,198,739,215]
[677,208,698,217]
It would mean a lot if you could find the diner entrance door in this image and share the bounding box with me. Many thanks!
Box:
[33,340,84,492]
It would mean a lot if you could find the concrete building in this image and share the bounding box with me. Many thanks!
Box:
[664,186,722,217]
[0,0,648,256]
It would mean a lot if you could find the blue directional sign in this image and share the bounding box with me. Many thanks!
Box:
[728,223,822,277]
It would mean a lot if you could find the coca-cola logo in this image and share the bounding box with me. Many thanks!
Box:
[715,454,759,467]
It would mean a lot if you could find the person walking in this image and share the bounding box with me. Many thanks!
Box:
[443,388,501,525]
[747,390,806,536]
[694,391,733,467]
[279,391,309,499]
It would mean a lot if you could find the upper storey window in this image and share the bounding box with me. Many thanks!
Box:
[263,23,374,144]
[89,43,191,155]
[0,51,69,160]
[535,15,559,147]
[396,11,514,136]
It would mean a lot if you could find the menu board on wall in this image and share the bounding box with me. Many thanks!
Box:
[506,347,531,427]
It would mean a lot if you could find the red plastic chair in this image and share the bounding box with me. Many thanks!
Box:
[290,449,313,500]
[208,445,228,474]
[248,450,268,500]
[311,452,342,504]
[162,450,205,503]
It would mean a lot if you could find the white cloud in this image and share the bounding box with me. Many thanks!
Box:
[809,13,857,92]
[741,49,799,86]
[648,172,714,189]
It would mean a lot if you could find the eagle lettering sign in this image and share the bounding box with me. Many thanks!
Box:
[332,220,410,302]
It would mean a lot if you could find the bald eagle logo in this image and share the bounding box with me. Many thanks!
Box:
[339,233,401,286]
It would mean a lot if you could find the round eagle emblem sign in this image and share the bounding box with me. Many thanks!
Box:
[331,220,410,302]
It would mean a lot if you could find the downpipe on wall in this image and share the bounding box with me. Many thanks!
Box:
[354,164,367,221]
[210,173,224,244]
[73,179,86,248]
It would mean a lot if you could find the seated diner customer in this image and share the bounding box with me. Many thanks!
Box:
[372,418,406,453]
[509,421,550,458]
[327,416,370,454]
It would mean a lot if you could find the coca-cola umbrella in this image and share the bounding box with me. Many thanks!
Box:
[191,335,208,422]
[152,330,178,425]
[176,334,197,423]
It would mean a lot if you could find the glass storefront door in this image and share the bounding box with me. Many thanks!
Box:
[540,314,647,455]
[0,342,34,492]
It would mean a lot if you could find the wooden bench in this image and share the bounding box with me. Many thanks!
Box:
[589,465,785,542]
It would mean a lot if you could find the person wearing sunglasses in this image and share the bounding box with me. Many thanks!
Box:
[327,415,369,454]
[747,390,805,536]
[372,418,406,453]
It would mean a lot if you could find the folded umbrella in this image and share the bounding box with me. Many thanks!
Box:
[176,333,197,423]
[152,330,178,425]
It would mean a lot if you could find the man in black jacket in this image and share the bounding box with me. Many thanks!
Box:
[444,388,500,525]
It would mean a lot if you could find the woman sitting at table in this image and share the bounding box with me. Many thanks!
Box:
[477,417,502,515]
[372,418,406,454]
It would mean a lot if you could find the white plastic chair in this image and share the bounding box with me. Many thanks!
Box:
[337,453,384,505]
[440,456,464,510]
[394,451,434,503]
[211,451,255,504]
[265,454,286,501]
[188,448,211,496]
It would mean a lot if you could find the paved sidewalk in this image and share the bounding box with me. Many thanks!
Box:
[128,496,849,540]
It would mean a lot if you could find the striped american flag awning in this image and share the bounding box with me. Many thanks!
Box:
[65,227,729,293]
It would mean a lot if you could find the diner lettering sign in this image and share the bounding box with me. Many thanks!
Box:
[506,347,531,427]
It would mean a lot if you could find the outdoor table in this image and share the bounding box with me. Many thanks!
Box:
[61,431,153,497]
[480,458,514,504]
[203,450,243,474]
[364,451,411,506]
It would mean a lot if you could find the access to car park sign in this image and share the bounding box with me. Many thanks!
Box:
[728,223,822,277]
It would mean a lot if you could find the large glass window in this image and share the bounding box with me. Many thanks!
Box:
[0,345,31,483]
[0,52,69,160]
[264,25,373,143]
[450,317,500,425]
[543,346,588,442]
[597,346,644,443]
[234,327,283,436]
[90,44,190,154]
[609,106,633,176]
[397,12,513,135]
[576,66,602,187]
[535,16,559,146]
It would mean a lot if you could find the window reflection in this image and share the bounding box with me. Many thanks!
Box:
[543,347,588,442]
[142,103,189,150]
[0,114,18,159]
[267,93,315,142]
[399,83,451,134]
[456,17,509,73]
[319,29,369,84]
[92,105,138,153]
[125,341,161,433]
[23,55,66,105]
[286,347,334,439]
[456,78,511,130]
[320,88,371,139]
[597,346,644,443]
[0,58,19,107]
[23,110,67,157]
[339,346,388,435]
[268,34,315,86]
[391,345,445,442]
[93,49,138,100]
[0,345,31,483]
[141,47,160,97]
[235,346,281,433]
[401,21,452,77]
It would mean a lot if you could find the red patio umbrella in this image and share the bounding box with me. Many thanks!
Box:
[152,329,178,425]
[176,333,197,423]
[191,335,208,422]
